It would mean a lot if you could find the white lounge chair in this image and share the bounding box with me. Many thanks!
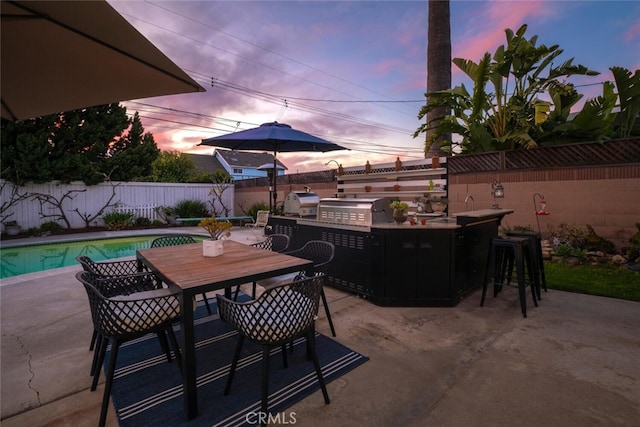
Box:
[245,210,271,236]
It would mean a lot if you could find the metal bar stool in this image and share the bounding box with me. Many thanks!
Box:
[481,236,539,318]
[505,230,547,296]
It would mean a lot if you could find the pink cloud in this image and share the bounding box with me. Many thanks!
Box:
[625,19,640,42]
[453,0,553,62]
[371,58,405,78]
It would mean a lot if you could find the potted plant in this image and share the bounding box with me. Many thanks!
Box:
[4,220,21,236]
[429,197,448,215]
[198,217,232,257]
[390,201,409,224]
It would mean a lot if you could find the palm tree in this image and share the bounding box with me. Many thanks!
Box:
[425,0,451,157]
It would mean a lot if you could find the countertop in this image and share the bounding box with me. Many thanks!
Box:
[275,208,514,231]
[453,208,514,218]
[372,221,460,230]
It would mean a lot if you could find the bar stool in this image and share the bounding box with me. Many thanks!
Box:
[480,236,538,317]
[505,230,547,297]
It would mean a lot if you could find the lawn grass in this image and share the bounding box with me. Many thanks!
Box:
[545,262,640,302]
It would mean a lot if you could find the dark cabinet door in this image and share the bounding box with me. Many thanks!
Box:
[417,229,453,300]
[383,230,419,299]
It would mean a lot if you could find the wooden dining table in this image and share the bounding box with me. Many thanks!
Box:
[136,240,313,420]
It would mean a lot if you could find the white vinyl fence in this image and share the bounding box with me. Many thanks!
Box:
[0,180,234,231]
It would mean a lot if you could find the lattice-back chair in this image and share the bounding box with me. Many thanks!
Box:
[252,233,290,253]
[76,255,147,278]
[76,255,161,367]
[217,274,330,418]
[235,234,291,300]
[283,240,336,337]
[75,261,170,379]
[151,235,213,314]
[77,271,182,427]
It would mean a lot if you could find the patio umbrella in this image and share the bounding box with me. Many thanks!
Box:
[200,121,347,212]
[1,1,204,121]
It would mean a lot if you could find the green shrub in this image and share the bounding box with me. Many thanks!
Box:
[246,202,270,220]
[151,219,165,227]
[548,223,588,249]
[173,199,209,219]
[103,212,134,230]
[626,223,640,260]
[554,244,573,258]
[554,244,588,262]
[40,221,63,233]
[134,217,151,226]
[584,225,616,254]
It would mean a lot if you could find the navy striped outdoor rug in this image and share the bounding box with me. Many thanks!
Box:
[106,300,368,426]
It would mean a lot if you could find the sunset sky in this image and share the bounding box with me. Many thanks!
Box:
[108,0,640,173]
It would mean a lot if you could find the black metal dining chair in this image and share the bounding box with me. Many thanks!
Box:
[234,233,291,300]
[217,274,330,421]
[258,240,336,337]
[76,255,147,278]
[76,255,161,373]
[150,234,213,314]
[76,271,182,427]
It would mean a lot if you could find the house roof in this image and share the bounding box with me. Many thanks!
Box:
[183,153,225,173]
[215,149,288,170]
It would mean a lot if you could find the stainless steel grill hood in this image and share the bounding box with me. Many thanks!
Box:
[284,191,320,217]
[316,198,393,226]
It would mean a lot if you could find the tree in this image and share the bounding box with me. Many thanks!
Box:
[611,67,640,138]
[150,151,199,183]
[425,0,451,157]
[414,25,600,153]
[1,104,131,185]
[104,112,160,181]
[1,115,57,184]
[47,104,130,183]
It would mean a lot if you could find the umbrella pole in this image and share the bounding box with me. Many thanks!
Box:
[272,156,277,214]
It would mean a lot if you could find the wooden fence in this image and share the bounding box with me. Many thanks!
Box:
[0,181,234,231]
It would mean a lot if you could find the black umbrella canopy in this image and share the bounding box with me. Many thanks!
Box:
[200,122,347,212]
[1,1,205,121]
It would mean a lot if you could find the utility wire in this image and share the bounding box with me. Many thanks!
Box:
[117,4,420,120]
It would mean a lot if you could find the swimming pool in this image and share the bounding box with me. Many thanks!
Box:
[0,235,205,279]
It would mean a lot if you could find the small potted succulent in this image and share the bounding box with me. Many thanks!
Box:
[390,201,409,224]
[198,217,232,257]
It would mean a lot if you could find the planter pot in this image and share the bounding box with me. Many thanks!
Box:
[203,239,224,257]
[393,209,408,225]
[5,225,20,236]
[430,201,447,214]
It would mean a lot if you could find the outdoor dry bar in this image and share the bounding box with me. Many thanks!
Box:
[268,207,513,307]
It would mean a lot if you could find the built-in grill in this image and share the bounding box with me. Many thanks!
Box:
[283,191,320,217]
[315,197,393,226]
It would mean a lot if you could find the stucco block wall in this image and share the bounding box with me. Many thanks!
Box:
[235,166,639,250]
[447,178,640,249]
[234,182,337,213]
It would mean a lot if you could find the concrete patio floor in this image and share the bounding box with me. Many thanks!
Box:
[1,227,639,426]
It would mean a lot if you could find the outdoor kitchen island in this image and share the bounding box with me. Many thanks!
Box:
[269,208,514,307]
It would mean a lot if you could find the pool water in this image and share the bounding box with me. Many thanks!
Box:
[0,235,205,279]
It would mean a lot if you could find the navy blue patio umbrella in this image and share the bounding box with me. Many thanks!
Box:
[200,122,347,212]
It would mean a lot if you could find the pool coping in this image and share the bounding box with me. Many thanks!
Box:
[0,227,210,248]
[0,227,257,286]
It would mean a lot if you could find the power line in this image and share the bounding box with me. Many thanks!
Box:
[118,4,420,121]
[145,0,417,107]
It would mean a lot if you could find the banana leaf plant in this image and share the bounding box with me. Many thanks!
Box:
[415,24,600,153]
